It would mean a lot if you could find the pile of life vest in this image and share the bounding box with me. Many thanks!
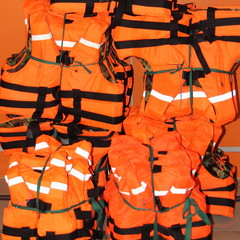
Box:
[0,0,239,239]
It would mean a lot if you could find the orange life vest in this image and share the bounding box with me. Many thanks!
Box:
[197,147,237,218]
[2,135,103,240]
[0,1,133,132]
[0,117,53,155]
[187,6,240,125]
[104,134,211,240]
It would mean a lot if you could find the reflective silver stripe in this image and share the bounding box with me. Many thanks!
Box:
[208,90,236,103]
[50,158,65,167]
[79,38,102,49]
[170,186,187,194]
[111,167,116,173]
[69,168,92,181]
[9,161,18,168]
[114,173,122,181]
[143,91,146,97]
[26,182,50,194]
[119,191,130,196]
[32,167,50,171]
[50,182,68,191]
[7,176,24,186]
[75,147,90,160]
[154,190,169,196]
[65,164,73,172]
[131,181,147,195]
[32,33,53,41]
[24,19,28,25]
[174,91,207,100]
[55,40,75,48]
[35,141,49,151]
[151,89,174,102]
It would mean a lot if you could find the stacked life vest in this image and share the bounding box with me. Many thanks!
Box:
[2,134,104,240]
[197,147,237,218]
[0,0,133,131]
[110,3,240,126]
[104,134,211,240]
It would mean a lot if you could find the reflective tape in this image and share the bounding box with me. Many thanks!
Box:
[79,38,102,49]
[26,182,50,194]
[151,89,174,102]
[170,185,187,194]
[35,141,50,151]
[113,173,122,181]
[55,40,75,48]
[131,181,147,195]
[65,164,73,172]
[50,182,68,191]
[69,168,92,181]
[9,161,18,169]
[50,158,65,167]
[32,33,53,41]
[119,191,130,196]
[7,176,24,187]
[154,190,169,196]
[32,167,50,171]
[208,90,236,103]
[174,91,207,100]
[75,147,90,160]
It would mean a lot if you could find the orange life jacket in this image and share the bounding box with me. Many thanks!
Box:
[197,147,237,218]
[0,117,53,155]
[2,135,103,240]
[187,6,240,125]
[104,134,211,240]
[111,12,192,122]
[1,1,132,132]
[173,115,214,157]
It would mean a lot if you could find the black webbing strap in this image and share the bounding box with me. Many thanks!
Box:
[60,90,124,102]
[109,0,127,29]
[206,196,235,207]
[0,98,58,109]
[118,19,190,35]
[87,186,105,198]
[202,182,236,192]
[169,19,179,45]
[206,7,217,43]
[2,225,38,240]
[108,216,185,240]
[72,89,82,123]
[189,36,211,74]
[27,198,52,212]
[1,139,35,150]
[56,51,74,66]
[114,36,190,49]
[38,230,78,240]
[32,87,48,119]
[74,207,93,220]
[182,70,205,86]
[76,228,91,238]
[0,79,59,94]
[0,131,27,137]
[84,0,97,17]
[62,106,124,125]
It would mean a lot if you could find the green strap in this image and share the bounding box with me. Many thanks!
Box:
[12,198,90,213]
[90,198,105,230]
[183,198,211,240]
[145,66,233,75]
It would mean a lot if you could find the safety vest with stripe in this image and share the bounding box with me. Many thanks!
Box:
[111,11,198,121]
[104,135,211,240]
[0,117,53,155]
[197,147,237,218]
[33,134,104,239]
[187,7,240,125]
[2,135,103,240]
